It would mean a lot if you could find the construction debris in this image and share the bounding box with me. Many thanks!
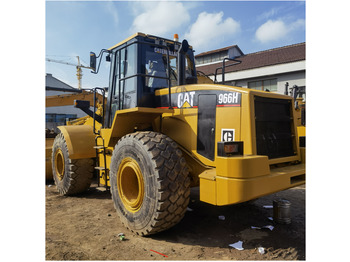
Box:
[229,241,244,251]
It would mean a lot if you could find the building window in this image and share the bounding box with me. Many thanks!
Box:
[195,51,229,65]
[195,57,203,65]
[46,113,77,123]
[248,78,277,92]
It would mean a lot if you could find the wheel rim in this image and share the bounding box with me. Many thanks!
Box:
[117,157,144,213]
[54,149,65,181]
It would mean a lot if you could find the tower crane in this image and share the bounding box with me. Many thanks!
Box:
[46,56,92,90]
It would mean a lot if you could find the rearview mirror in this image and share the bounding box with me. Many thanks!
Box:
[177,39,189,86]
[90,52,96,71]
[180,40,189,54]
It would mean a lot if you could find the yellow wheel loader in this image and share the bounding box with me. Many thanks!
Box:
[45,90,106,180]
[51,33,305,236]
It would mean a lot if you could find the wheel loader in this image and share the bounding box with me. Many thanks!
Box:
[45,89,106,180]
[51,33,306,236]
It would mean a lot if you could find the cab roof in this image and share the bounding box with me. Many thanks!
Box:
[108,32,192,51]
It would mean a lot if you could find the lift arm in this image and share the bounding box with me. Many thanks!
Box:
[46,90,105,107]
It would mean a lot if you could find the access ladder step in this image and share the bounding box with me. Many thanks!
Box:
[93,146,105,149]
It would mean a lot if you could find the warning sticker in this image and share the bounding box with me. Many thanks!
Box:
[221,129,235,142]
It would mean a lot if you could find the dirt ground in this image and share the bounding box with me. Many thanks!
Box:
[46,180,305,260]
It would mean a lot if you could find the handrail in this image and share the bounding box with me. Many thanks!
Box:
[214,58,242,85]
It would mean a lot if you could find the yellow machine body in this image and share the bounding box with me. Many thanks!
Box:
[155,84,304,205]
[90,84,305,205]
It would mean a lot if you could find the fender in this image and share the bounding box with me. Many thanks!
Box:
[57,125,96,159]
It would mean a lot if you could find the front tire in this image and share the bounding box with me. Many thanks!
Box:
[51,133,94,195]
[110,132,190,236]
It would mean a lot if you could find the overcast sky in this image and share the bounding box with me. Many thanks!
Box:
[46,0,305,89]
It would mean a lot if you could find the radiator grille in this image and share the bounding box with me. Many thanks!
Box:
[254,96,296,159]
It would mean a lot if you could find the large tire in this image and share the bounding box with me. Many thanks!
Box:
[51,133,94,196]
[110,131,190,236]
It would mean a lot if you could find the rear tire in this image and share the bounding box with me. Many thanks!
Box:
[110,131,190,236]
[51,133,94,195]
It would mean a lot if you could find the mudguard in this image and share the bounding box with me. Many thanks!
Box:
[57,125,96,159]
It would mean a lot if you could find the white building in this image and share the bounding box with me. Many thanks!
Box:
[195,43,305,97]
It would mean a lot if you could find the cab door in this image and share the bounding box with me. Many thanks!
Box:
[106,44,138,127]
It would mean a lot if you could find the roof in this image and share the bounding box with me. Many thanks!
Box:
[108,32,145,50]
[195,44,244,58]
[196,42,305,76]
[45,73,76,90]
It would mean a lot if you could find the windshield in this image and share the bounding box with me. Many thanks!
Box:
[141,44,196,90]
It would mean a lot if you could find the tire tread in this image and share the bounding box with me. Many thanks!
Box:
[110,131,190,235]
[52,133,93,196]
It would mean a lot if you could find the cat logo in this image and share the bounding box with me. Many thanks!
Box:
[177,91,195,108]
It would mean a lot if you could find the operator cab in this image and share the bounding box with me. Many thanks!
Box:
[91,33,197,128]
